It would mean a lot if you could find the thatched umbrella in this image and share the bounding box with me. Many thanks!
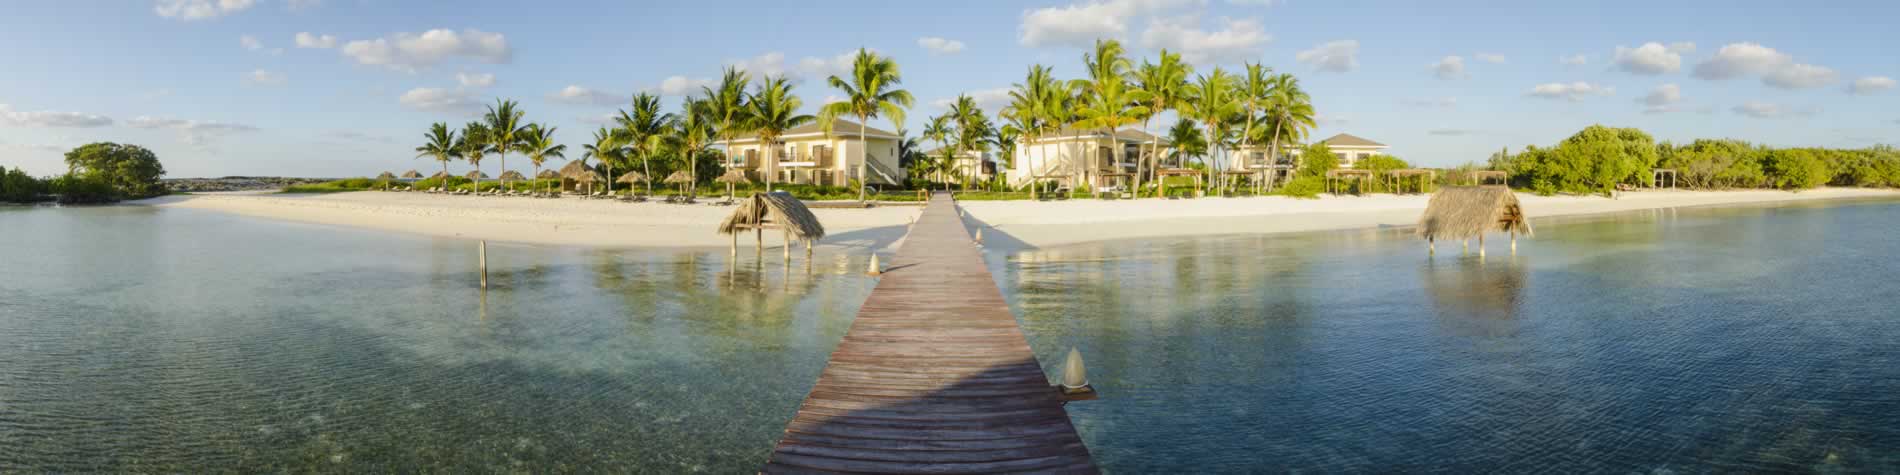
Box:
[718,192,826,259]
[534,168,560,193]
[715,169,750,199]
[499,170,526,181]
[400,170,423,179]
[559,161,597,193]
[377,171,396,190]
[430,171,450,179]
[664,170,693,196]
[1417,186,1531,256]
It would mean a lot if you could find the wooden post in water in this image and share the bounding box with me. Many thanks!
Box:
[806,238,813,258]
[782,228,791,260]
[1479,234,1487,257]
[1510,230,1518,255]
[730,232,738,257]
[478,240,488,288]
[1428,237,1435,256]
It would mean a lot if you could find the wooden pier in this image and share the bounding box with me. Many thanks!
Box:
[763,193,1097,473]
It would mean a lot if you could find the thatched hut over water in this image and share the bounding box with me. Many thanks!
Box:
[719,192,825,258]
[1417,186,1531,255]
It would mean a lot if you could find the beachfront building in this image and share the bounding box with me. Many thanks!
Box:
[725,119,906,187]
[1230,133,1390,171]
[1007,127,1169,192]
[921,148,995,183]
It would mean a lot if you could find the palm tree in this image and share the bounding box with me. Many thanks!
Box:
[484,99,528,190]
[460,122,495,192]
[895,129,927,172]
[1237,63,1273,194]
[702,67,752,185]
[1264,73,1316,190]
[582,127,626,195]
[1165,118,1207,194]
[947,94,992,190]
[994,115,1023,191]
[1005,64,1058,197]
[1132,49,1192,197]
[1073,39,1148,195]
[818,48,913,201]
[744,75,813,191]
[415,123,461,191]
[521,124,566,194]
[618,92,674,196]
[667,98,718,197]
[1177,68,1239,196]
[921,114,952,189]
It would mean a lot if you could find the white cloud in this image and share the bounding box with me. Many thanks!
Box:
[295,32,337,49]
[323,130,396,144]
[548,85,623,107]
[1018,0,1192,48]
[1612,42,1684,75]
[1400,97,1457,109]
[1559,54,1587,66]
[1639,84,1683,113]
[240,35,263,51]
[1430,56,1466,80]
[1762,63,1837,89]
[1427,128,1474,136]
[126,116,259,146]
[917,37,966,55]
[930,88,1014,112]
[1692,42,1789,80]
[243,69,287,86]
[456,72,495,88]
[727,50,860,82]
[1849,76,1897,95]
[1732,101,1817,119]
[1295,40,1358,73]
[651,76,715,96]
[399,87,484,114]
[155,0,256,20]
[0,104,114,128]
[1693,43,1837,90]
[1139,16,1271,64]
[1474,53,1506,64]
[1527,82,1615,101]
[341,29,512,72]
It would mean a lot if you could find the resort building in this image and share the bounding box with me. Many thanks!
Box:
[1229,133,1390,171]
[1007,127,1170,191]
[725,119,906,187]
[921,148,995,183]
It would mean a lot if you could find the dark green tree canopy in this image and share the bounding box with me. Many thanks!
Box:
[63,142,166,199]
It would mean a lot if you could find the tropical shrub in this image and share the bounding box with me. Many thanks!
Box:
[1,166,47,203]
[63,143,167,199]
[1278,176,1325,199]
[1298,142,1337,178]
[46,173,118,204]
[1764,148,1832,190]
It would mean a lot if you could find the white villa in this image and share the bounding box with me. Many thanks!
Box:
[921,148,995,183]
[1230,133,1390,171]
[725,119,906,187]
[1006,127,1170,191]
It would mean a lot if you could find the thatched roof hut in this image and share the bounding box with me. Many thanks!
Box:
[720,192,826,257]
[558,161,595,180]
[430,171,450,179]
[401,170,423,179]
[715,169,749,184]
[616,171,647,184]
[377,171,396,180]
[537,169,560,179]
[664,171,693,184]
[464,171,489,179]
[1417,186,1531,247]
[498,170,526,181]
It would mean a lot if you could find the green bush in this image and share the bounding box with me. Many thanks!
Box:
[1765,149,1831,190]
[1,166,47,203]
[1278,176,1325,199]
[47,173,118,204]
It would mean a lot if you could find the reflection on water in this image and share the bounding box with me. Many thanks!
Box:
[993,199,1900,472]
[0,206,873,472]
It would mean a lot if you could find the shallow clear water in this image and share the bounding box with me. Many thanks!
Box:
[993,199,1900,472]
[3,200,1898,472]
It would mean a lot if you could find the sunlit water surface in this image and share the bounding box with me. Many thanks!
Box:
[3,199,1898,472]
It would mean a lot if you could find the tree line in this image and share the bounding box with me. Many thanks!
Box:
[1486,125,1900,195]
[2,143,167,204]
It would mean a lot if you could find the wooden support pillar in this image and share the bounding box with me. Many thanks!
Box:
[1510,231,1518,255]
[1479,234,1487,257]
[731,232,738,257]
[1429,237,1435,256]
[478,240,488,289]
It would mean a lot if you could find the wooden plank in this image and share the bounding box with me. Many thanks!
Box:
[765,192,1097,473]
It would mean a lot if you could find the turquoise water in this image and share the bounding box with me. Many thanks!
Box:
[3,199,1898,472]
[994,199,1900,472]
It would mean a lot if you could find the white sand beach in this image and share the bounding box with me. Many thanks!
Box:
[142,188,1900,249]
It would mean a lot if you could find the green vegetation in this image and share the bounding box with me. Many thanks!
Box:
[4,143,169,204]
[1489,125,1900,195]
[281,177,387,193]
[1,166,48,203]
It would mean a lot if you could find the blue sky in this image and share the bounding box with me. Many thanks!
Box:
[1,0,1895,177]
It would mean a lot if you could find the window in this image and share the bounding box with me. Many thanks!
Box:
[1334,152,1347,160]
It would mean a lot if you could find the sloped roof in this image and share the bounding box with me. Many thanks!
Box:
[731,118,898,141]
[1036,126,1172,145]
[1320,133,1386,148]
